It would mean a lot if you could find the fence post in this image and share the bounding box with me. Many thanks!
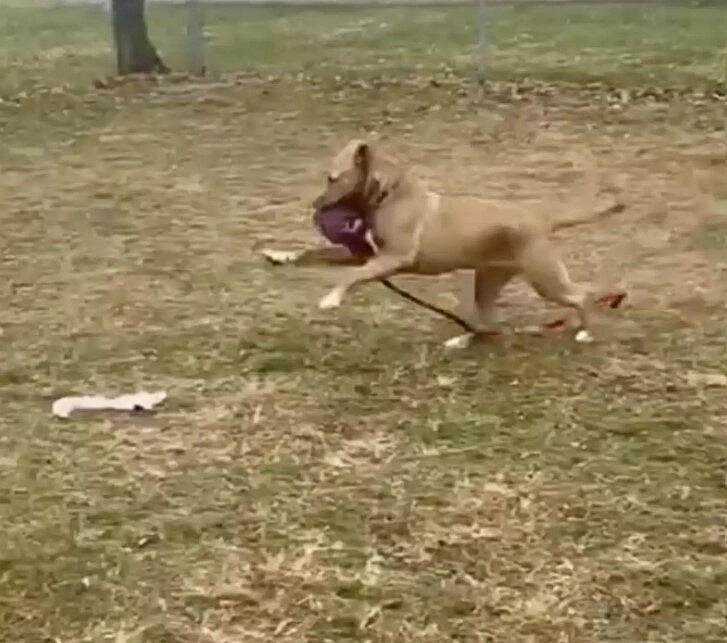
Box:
[185,0,206,76]
[474,0,488,85]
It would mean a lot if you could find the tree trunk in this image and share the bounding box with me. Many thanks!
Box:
[111,0,169,75]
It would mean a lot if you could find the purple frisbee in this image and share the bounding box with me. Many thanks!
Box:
[313,204,374,258]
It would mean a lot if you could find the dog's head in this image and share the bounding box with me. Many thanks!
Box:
[312,139,389,213]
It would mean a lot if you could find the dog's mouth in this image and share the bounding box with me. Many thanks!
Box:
[315,196,367,216]
[313,178,390,215]
[329,191,389,214]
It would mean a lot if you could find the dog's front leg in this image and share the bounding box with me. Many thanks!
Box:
[318,254,410,310]
[262,245,366,267]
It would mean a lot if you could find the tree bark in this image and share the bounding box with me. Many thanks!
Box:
[111,0,169,75]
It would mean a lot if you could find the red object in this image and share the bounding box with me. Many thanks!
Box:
[534,290,628,336]
[477,291,627,339]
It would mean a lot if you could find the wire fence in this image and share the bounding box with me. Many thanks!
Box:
[19,0,727,89]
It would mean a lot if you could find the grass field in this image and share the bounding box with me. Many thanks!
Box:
[2,3,727,643]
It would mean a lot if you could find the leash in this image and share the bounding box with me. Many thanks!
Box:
[380,279,478,333]
[380,278,626,337]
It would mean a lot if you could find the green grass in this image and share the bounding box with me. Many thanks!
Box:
[694,220,727,254]
[2,3,727,642]
[1,4,727,96]
[693,198,727,256]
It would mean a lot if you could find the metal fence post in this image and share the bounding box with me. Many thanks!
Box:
[185,0,206,76]
[475,0,488,85]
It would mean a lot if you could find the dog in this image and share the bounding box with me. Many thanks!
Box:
[263,139,625,348]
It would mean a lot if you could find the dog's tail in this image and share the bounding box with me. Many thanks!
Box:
[550,200,626,233]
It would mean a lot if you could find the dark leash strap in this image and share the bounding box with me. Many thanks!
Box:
[380,278,627,336]
[380,278,477,333]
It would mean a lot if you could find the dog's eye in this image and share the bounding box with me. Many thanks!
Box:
[327,175,335,185]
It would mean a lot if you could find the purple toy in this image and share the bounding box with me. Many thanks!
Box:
[313,204,374,258]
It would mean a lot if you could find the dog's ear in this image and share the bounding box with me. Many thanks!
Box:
[354,142,372,171]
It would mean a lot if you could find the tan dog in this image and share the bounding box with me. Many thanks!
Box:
[263,139,625,348]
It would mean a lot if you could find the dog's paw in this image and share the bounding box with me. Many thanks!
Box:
[443,333,475,350]
[318,288,344,310]
[575,329,594,344]
[261,249,299,265]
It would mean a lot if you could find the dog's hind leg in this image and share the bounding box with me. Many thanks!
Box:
[474,266,517,329]
[520,243,594,343]
[444,266,515,349]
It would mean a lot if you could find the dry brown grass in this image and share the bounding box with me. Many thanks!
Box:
[2,9,727,641]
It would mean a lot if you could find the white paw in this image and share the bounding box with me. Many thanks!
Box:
[261,249,299,265]
[318,288,344,310]
[575,329,594,344]
[443,333,475,350]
